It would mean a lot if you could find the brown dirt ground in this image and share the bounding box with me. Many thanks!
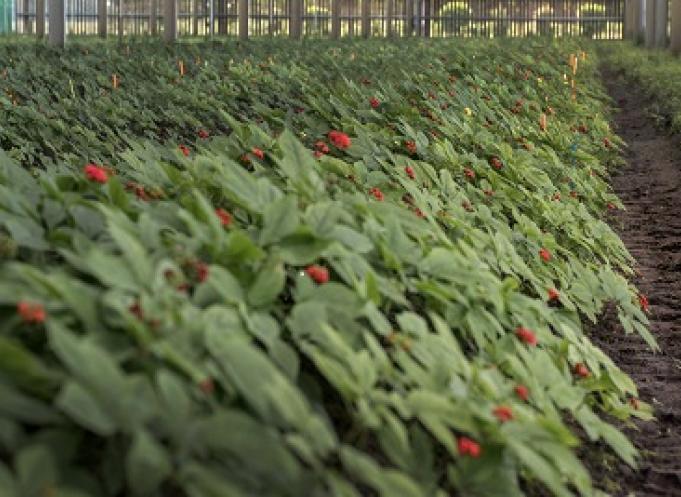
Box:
[590,68,681,496]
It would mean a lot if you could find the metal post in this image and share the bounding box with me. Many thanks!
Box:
[117,0,122,39]
[36,0,45,37]
[48,0,65,47]
[238,0,247,39]
[624,0,633,39]
[654,0,667,47]
[209,0,214,36]
[671,0,681,53]
[361,0,369,38]
[386,0,392,37]
[164,0,177,41]
[150,0,158,35]
[193,0,199,34]
[98,0,107,36]
[22,0,30,33]
[290,0,301,39]
[405,0,413,35]
[645,0,655,47]
[634,0,644,42]
[331,0,340,38]
[423,0,429,37]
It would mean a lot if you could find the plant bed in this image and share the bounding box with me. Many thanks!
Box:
[0,38,654,497]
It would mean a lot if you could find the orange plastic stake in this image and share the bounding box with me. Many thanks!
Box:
[112,73,119,89]
[178,60,185,76]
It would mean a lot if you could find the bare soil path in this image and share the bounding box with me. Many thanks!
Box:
[594,68,681,497]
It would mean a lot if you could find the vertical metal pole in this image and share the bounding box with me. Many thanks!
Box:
[331,0,339,38]
[209,0,214,35]
[386,0,392,37]
[48,0,65,46]
[654,0,667,47]
[238,0,247,39]
[36,0,45,36]
[116,0,122,39]
[423,0,429,36]
[97,0,106,36]
[645,0,655,47]
[405,0,412,35]
[361,0,369,37]
[671,0,681,53]
[150,0,157,34]
[164,0,177,40]
[290,0,301,38]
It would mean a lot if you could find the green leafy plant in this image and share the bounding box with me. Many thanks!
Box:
[0,37,652,497]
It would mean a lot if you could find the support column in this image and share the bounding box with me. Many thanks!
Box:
[164,0,177,41]
[624,0,634,39]
[290,0,302,39]
[209,0,214,36]
[654,0,667,47]
[645,0,656,47]
[98,0,107,37]
[36,0,45,37]
[48,0,65,47]
[423,0,430,37]
[193,0,199,35]
[634,0,644,42]
[361,0,369,38]
[331,0,340,39]
[238,0,247,39]
[405,0,413,35]
[22,0,31,33]
[386,0,393,37]
[671,0,681,54]
[150,0,158,35]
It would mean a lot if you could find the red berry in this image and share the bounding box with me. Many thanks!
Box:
[574,362,590,378]
[328,130,351,149]
[198,129,210,139]
[84,163,109,183]
[457,437,481,458]
[547,288,560,301]
[638,294,649,313]
[369,97,380,109]
[539,248,551,262]
[369,187,384,201]
[305,265,330,284]
[489,157,503,170]
[464,168,475,179]
[515,327,538,346]
[405,166,416,179]
[179,145,190,157]
[215,208,232,227]
[251,147,265,160]
[514,385,529,402]
[17,301,46,324]
[493,405,513,422]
